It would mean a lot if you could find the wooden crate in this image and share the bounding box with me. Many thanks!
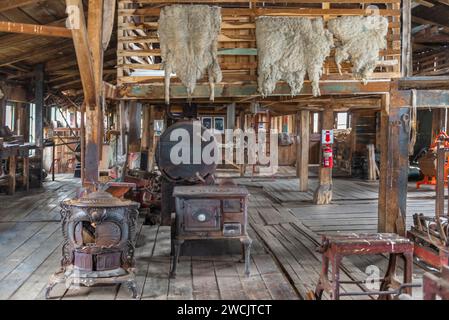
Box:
[117,0,401,89]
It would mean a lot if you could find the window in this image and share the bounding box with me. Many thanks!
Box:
[312,113,320,133]
[336,112,348,129]
[5,102,14,132]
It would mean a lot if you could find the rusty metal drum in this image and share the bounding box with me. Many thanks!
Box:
[155,120,218,183]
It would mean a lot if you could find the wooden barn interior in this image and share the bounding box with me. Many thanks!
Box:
[1,0,449,301]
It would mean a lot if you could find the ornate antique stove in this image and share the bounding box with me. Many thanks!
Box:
[170,184,251,278]
[45,190,140,298]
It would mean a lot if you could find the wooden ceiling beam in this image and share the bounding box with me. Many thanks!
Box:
[0,21,72,38]
[0,41,73,68]
[412,16,449,34]
[120,81,391,100]
[0,0,40,12]
[66,0,96,107]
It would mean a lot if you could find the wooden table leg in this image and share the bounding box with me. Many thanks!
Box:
[8,155,16,195]
[379,253,397,300]
[315,253,329,300]
[331,254,342,300]
[402,252,413,296]
[23,157,29,191]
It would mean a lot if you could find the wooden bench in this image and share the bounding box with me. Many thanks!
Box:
[315,233,414,300]
[0,144,31,195]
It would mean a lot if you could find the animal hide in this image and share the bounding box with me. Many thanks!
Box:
[256,17,333,97]
[158,5,222,104]
[327,16,389,83]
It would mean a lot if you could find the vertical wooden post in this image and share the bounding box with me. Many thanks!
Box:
[431,109,445,141]
[23,157,29,191]
[119,100,127,156]
[83,0,104,186]
[148,105,155,171]
[34,64,44,148]
[239,110,246,176]
[227,103,236,130]
[0,97,5,127]
[34,64,44,186]
[141,103,155,171]
[378,92,409,235]
[401,0,412,77]
[141,104,151,151]
[296,110,310,192]
[313,108,333,204]
[22,103,30,142]
[127,101,142,153]
[8,154,16,195]
[13,102,20,135]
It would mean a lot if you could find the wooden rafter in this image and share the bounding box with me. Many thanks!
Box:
[0,21,72,38]
[0,41,74,68]
[65,0,96,107]
[0,0,40,12]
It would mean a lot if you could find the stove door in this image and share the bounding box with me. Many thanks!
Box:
[183,199,221,232]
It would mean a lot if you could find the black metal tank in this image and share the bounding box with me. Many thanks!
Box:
[156,120,218,183]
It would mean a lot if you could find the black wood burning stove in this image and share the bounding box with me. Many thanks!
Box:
[155,115,252,279]
[170,185,252,278]
[45,190,140,299]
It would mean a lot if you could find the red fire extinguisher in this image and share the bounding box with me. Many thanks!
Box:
[322,145,333,168]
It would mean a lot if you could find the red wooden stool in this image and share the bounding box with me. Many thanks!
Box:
[314,233,415,300]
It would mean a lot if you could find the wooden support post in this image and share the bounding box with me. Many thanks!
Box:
[34,64,44,148]
[227,103,236,130]
[23,157,29,191]
[431,108,446,140]
[141,104,151,151]
[149,106,155,171]
[119,100,127,156]
[34,64,44,186]
[0,98,5,127]
[66,0,108,186]
[22,103,30,142]
[313,109,333,204]
[297,110,310,192]
[127,101,142,153]
[401,0,412,77]
[141,105,155,171]
[239,110,246,177]
[378,92,409,235]
[8,155,16,195]
[13,103,20,135]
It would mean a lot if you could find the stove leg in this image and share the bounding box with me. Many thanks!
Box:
[45,271,66,299]
[241,237,252,277]
[45,282,57,299]
[126,280,139,299]
[170,239,184,279]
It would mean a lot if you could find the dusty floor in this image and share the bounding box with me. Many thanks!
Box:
[0,167,436,300]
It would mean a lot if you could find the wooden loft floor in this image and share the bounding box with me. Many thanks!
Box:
[117,0,401,101]
[0,170,430,300]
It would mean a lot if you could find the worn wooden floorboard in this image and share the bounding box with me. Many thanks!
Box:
[1,171,432,300]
